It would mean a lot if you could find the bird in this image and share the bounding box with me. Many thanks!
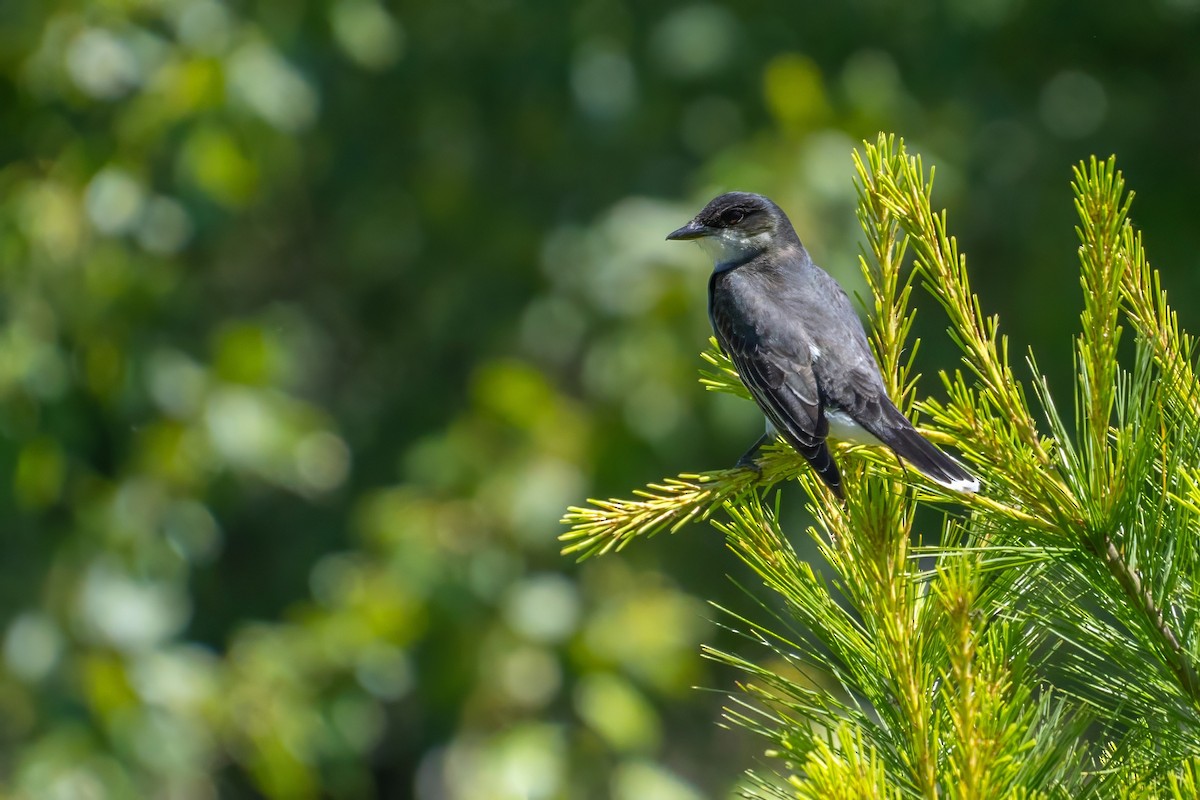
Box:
[666,191,979,499]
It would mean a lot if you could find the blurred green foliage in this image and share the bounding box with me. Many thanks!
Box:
[0,0,1198,797]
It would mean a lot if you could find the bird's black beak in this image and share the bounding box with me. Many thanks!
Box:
[666,220,710,241]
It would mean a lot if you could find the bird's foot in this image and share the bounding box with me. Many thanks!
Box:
[734,452,763,476]
[734,431,772,477]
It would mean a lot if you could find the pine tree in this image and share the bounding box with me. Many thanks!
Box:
[562,135,1200,797]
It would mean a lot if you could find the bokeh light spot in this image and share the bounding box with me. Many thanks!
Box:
[203,387,282,468]
[4,612,63,682]
[79,564,190,651]
[85,167,146,235]
[763,53,830,133]
[571,41,636,120]
[295,431,351,493]
[498,646,561,708]
[180,126,260,207]
[355,644,414,701]
[574,672,661,753]
[147,349,208,419]
[163,500,223,564]
[1040,70,1107,139]
[66,29,140,99]
[651,4,737,79]
[18,180,85,262]
[503,574,581,644]
[841,50,905,120]
[227,39,319,132]
[331,0,405,71]
[172,0,234,54]
[15,438,65,509]
[613,760,704,800]
[136,196,193,254]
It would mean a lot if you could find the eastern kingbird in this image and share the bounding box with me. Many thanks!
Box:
[667,191,979,498]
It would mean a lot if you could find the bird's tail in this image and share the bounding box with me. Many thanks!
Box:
[877,410,979,493]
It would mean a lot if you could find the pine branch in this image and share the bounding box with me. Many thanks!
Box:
[856,138,1083,536]
[1068,156,1200,704]
[1119,225,1198,421]
[700,337,752,400]
[564,133,1200,793]
[1096,531,1191,686]
[559,447,813,560]
[870,139,1200,736]
[860,143,1050,465]
[1074,156,1129,504]
[853,141,920,403]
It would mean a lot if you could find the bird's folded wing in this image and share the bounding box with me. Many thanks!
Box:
[728,342,826,449]
[817,365,890,434]
[710,280,828,455]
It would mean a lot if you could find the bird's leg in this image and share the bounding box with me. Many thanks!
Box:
[734,432,773,475]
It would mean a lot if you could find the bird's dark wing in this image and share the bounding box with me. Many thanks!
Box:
[818,362,978,492]
[710,279,842,495]
[817,363,892,431]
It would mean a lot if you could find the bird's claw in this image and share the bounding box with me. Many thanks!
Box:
[734,454,763,477]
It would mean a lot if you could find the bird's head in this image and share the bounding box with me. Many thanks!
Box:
[666,191,796,267]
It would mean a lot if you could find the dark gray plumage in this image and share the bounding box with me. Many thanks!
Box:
[667,191,978,498]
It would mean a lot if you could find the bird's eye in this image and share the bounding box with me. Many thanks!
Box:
[721,208,746,225]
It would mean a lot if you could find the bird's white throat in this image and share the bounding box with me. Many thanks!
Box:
[701,228,772,268]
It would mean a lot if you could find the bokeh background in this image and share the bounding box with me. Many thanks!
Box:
[2,1,1200,798]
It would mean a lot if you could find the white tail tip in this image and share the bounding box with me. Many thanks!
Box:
[942,477,980,494]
